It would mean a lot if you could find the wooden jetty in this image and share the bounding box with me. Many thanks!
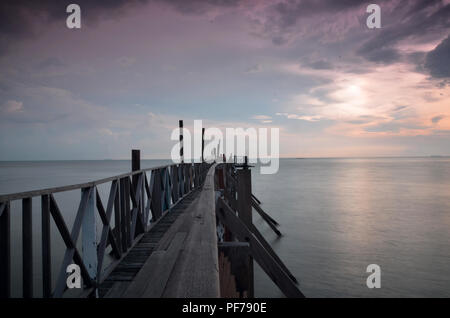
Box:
[0,122,304,298]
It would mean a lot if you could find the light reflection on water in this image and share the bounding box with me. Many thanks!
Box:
[252,158,450,297]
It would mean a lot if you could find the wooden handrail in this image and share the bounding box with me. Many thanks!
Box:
[0,161,214,203]
[215,162,304,297]
[0,152,213,298]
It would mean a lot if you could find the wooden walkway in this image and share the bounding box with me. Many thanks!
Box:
[99,189,200,297]
[105,164,220,298]
[0,147,304,298]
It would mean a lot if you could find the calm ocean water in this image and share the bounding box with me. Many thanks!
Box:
[1,158,450,297]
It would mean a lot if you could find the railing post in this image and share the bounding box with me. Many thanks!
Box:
[184,164,190,194]
[179,164,184,197]
[236,157,254,297]
[171,165,179,203]
[132,149,144,235]
[125,178,131,248]
[119,178,128,251]
[151,169,162,220]
[82,187,97,286]
[132,149,140,192]
[22,198,33,298]
[0,202,10,298]
[114,183,122,254]
[161,168,169,211]
[41,195,51,298]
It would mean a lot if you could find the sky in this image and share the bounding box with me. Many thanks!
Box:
[0,0,449,160]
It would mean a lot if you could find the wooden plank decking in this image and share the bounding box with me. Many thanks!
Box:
[98,189,201,297]
[104,164,221,298]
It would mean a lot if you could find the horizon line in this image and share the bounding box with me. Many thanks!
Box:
[1,155,449,162]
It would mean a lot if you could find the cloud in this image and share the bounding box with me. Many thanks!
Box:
[425,35,450,78]
[245,64,261,74]
[308,59,334,70]
[252,115,272,120]
[247,0,370,46]
[1,100,24,113]
[431,115,445,123]
[276,62,450,137]
[270,0,366,29]
[252,114,273,124]
[36,57,66,70]
[360,48,401,64]
[156,0,241,14]
[0,0,150,53]
[277,112,322,122]
[356,1,450,64]
[364,121,428,133]
[117,56,136,67]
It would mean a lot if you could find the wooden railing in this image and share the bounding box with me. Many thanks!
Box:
[0,154,211,298]
[214,161,305,298]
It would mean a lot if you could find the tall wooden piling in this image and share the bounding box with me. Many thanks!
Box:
[132,149,144,235]
[236,157,254,297]
[202,127,205,162]
[132,149,140,205]
[179,120,184,163]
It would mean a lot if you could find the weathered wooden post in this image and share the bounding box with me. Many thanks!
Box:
[236,156,254,297]
[179,120,184,163]
[151,169,163,220]
[0,202,10,298]
[132,149,140,178]
[202,127,205,162]
[22,198,33,298]
[41,195,51,298]
[131,149,140,206]
[120,177,131,249]
[179,120,185,197]
[131,149,144,235]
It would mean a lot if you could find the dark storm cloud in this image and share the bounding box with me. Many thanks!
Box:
[0,0,149,54]
[425,35,450,78]
[356,0,450,64]
[0,0,149,35]
[0,0,242,54]
[262,0,375,44]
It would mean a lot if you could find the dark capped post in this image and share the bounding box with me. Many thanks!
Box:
[202,127,205,162]
[179,120,184,163]
[131,149,140,198]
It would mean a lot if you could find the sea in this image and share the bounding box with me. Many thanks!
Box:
[1,157,449,297]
